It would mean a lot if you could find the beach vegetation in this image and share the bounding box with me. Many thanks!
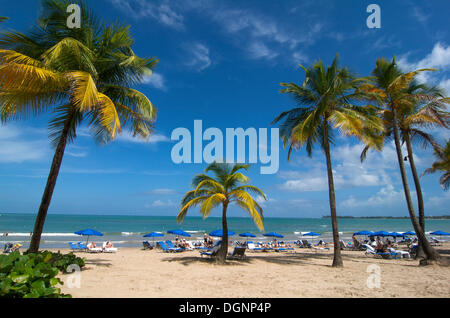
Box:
[177,163,265,263]
[272,54,384,267]
[424,139,450,191]
[363,57,444,263]
[0,251,74,298]
[0,0,159,252]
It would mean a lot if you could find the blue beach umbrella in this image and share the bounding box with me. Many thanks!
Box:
[430,230,450,236]
[75,229,103,245]
[389,232,406,237]
[239,232,256,238]
[264,232,284,238]
[353,231,374,236]
[239,232,256,244]
[372,231,391,237]
[403,231,416,236]
[209,229,235,237]
[167,229,191,237]
[430,230,450,241]
[303,232,320,237]
[143,232,164,246]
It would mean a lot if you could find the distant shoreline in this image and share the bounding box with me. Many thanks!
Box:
[322,215,450,220]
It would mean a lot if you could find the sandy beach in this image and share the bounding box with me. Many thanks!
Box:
[56,244,450,298]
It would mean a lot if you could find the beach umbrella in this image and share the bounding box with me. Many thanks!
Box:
[372,231,391,237]
[430,230,450,241]
[303,232,320,245]
[389,232,406,237]
[239,232,256,238]
[167,229,191,237]
[143,232,164,246]
[430,230,450,236]
[264,232,284,239]
[403,231,416,236]
[239,232,256,244]
[75,229,103,245]
[353,231,374,236]
[209,229,235,237]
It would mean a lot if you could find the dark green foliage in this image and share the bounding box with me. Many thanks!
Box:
[0,251,85,298]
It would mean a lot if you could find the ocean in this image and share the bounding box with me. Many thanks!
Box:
[1,213,449,249]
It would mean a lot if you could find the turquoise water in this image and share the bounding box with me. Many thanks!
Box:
[1,213,449,248]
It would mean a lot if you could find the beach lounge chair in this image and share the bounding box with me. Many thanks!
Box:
[165,240,186,251]
[363,244,397,259]
[142,241,153,250]
[102,242,118,253]
[302,240,312,248]
[69,242,82,251]
[388,247,410,259]
[200,244,221,258]
[78,242,103,253]
[247,243,263,252]
[158,241,183,252]
[228,247,246,259]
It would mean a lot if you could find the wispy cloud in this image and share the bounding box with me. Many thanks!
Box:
[398,42,450,92]
[142,72,167,91]
[108,0,185,30]
[184,42,212,71]
[0,125,49,163]
[116,131,170,144]
[145,188,178,195]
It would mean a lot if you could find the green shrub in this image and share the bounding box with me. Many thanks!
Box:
[0,251,85,298]
[38,251,86,273]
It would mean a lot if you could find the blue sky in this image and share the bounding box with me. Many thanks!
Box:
[0,0,449,218]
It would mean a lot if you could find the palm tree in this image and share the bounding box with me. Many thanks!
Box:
[424,140,450,190]
[0,0,158,252]
[272,55,383,267]
[367,57,441,262]
[177,163,265,263]
[362,81,449,257]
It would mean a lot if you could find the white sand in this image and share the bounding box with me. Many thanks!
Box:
[56,244,450,298]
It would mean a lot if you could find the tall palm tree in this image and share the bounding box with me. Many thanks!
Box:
[367,57,441,262]
[0,0,158,252]
[177,163,265,263]
[424,140,450,190]
[272,55,383,267]
[362,82,449,257]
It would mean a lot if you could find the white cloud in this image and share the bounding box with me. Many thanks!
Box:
[184,42,211,71]
[398,42,450,92]
[108,0,184,30]
[147,199,177,208]
[247,42,278,60]
[146,188,177,195]
[340,184,405,209]
[0,125,48,163]
[278,143,401,192]
[142,73,167,91]
[116,131,170,144]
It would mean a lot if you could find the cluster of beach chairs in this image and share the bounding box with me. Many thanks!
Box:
[69,241,118,253]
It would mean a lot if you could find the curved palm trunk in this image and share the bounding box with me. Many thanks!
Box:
[28,112,73,253]
[391,108,439,262]
[404,133,426,259]
[217,201,229,263]
[323,122,343,267]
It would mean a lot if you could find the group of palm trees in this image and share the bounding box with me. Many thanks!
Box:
[1,1,449,267]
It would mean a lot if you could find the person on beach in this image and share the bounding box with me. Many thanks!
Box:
[375,237,386,252]
[88,242,97,249]
[3,231,8,237]
[106,241,114,248]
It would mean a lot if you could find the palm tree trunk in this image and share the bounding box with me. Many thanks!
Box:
[404,133,426,259]
[28,112,73,253]
[217,201,229,263]
[391,107,440,263]
[323,121,343,267]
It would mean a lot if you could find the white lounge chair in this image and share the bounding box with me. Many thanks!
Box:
[102,242,118,253]
[388,247,410,259]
